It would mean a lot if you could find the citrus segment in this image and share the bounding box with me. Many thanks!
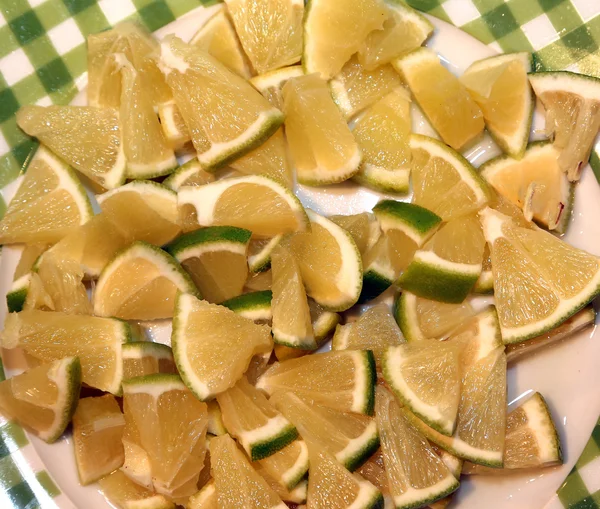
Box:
[122,342,177,380]
[256,439,309,491]
[99,470,175,509]
[222,290,273,323]
[250,66,304,109]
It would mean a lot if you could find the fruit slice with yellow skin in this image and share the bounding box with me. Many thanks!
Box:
[99,470,175,509]
[122,342,177,380]
[172,292,273,400]
[211,433,287,508]
[256,439,309,491]
[157,101,191,149]
[73,395,125,485]
[1,310,129,394]
[0,146,92,245]
[225,0,303,74]
[283,74,362,185]
[394,49,484,150]
[250,66,304,109]
[190,7,252,78]
[17,106,126,189]
[158,35,283,170]
[303,0,388,79]
[94,242,198,321]
[0,356,80,443]
[330,56,403,119]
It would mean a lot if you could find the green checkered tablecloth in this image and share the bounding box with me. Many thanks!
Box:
[0,0,599,508]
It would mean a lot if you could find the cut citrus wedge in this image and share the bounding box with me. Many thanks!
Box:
[0,356,80,443]
[287,210,362,311]
[123,374,208,497]
[187,481,217,509]
[0,146,92,244]
[178,174,309,237]
[375,387,460,508]
[355,449,388,497]
[283,74,362,184]
[480,208,600,343]
[270,391,379,471]
[122,342,177,380]
[2,310,129,394]
[330,57,403,119]
[250,66,304,109]
[329,213,379,257]
[222,290,273,323]
[248,235,283,273]
[257,350,376,415]
[529,71,600,181]
[163,158,215,191]
[410,134,490,221]
[172,292,273,400]
[7,243,49,313]
[94,242,198,320]
[211,433,287,508]
[158,101,191,149]
[158,35,283,169]
[303,0,387,79]
[225,0,303,73]
[358,0,433,69]
[481,142,573,233]
[258,469,307,504]
[99,470,175,509]
[256,439,309,491]
[474,244,494,294]
[73,394,125,485]
[167,226,251,304]
[360,236,397,302]
[190,6,251,78]
[460,52,534,158]
[207,399,227,436]
[17,106,126,189]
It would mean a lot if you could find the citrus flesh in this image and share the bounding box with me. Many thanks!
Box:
[122,342,177,380]
[255,439,309,491]
[158,101,191,149]
[250,66,304,109]
[163,158,215,191]
[99,470,175,509]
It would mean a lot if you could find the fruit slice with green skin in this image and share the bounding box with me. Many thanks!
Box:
[460,52,534,158]
[480,207,600,343]
[248,235,282,273]
[409,134,490,222]
[303,0,387,79]
[250,66,304,109]
[256,439,309,491]
[163,158,215,191]
[474,244,494,294]
[258,470,307,504]
[94,241,198,320]
[158,35,283,170]
[270,391,379,471]
[211,433,287,508]
[167,226,251,304]
[287,210,363,311]
[172,292,273,400]
[0,356,80,443]
[463,392,562,474]
[257,350,376,415]
[222,290,273,322]
[245,270,273,292]
[529,70,600,181]
[375,387,460,509]
[157,101,191,149]
[122,342,176,380]
[360,236,395,302]
[178,174,309,237]
[283,74,362,185]
[0,146,93,245]
[329,213,380,257]
[481,142,573,233]
[99,470,175,509]
[217,377,298,461]
[207,400,227,436]
[1,311,128,394]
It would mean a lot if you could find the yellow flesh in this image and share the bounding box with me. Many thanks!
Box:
[158,102,191,148]
[424,214,485,265]
[387,230,419,276]
[413,296,475,340]
[356,449,389,494]
[256,439,307,489]
[245,270,273,291]
[329,213,373,255]
[14,244,49,280]
[123,355,177,380]
[99,470,174,509]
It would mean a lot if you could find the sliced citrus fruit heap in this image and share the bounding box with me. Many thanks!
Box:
[172,292,273,400]
[258,468,307,504]
[529,71,600,181]
[398,212,486,303]
[73,394,125,485]
[394,291,475,342]
[187,481,216,509]
[480,208,600,343]
[257,350,375,415]
[117,55,177,179]
[255,439,309,491]
[211,433,287,508]
[17,106,126,189]
[222,290,273,323]
[1,310,129,394]
[94,242,198,320]
[123,374,208,498]
[178,174,309,237]
[352,88,412,193]
[224,0,303,74]
[248,235,283,273]
[158,35,283,169]
[358,0,433,69]
[394,48,484,150]
[0,146,92,244]
[0,356,80,443]
[375,387,460,508]
[410,134,490,221]
[270,390,379,471]
[481,142,572,233]
[283,73,362,184]
[99,470,175,509]
[190,6,252,78]
[167,226,251,304]
[329,213,379,257]
[163,158,215,191]
[122,342,177,380]
[330,56,403,119]
[303,0,387,79]
[250,65,304,109]
[287,210,362,311]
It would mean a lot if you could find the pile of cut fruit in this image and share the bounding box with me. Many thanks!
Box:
[1,0,600,507]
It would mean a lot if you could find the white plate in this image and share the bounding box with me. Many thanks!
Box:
[1,4,599,508]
